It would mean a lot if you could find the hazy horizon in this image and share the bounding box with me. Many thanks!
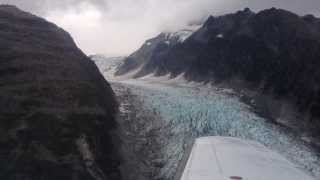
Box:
[1,0,320,57]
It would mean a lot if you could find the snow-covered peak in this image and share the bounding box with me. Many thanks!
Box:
[163,25,201,43]
[172,29,194,42]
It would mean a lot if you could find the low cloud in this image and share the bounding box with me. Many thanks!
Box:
[1,0,320,56]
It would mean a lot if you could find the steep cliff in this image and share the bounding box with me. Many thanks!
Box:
[0,5,120,180]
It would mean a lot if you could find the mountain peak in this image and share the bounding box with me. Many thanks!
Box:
[257,7,300,18]
[244,7,252,12]
[202,15,215,28]
[237,7,254,15]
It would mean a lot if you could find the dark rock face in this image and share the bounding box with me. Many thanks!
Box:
[117,8,320,137]
[0,5,121,180]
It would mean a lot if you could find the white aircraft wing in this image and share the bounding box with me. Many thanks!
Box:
[177,136,315,180]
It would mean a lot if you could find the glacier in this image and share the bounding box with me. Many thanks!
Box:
[93,59,320,180]
[110,78,320,180]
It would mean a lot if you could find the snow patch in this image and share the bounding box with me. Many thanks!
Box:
[173,30,193,42]
[216,33,224,38]
[119,102,131,114]
[76,135,94,164]
[164,26,200,43]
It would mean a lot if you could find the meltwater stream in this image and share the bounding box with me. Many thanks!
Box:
[111,79,320,180]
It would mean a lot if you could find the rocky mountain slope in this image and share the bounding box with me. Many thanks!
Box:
[115,29,197,78]
[0,5,121,180]
[116,8,320,139]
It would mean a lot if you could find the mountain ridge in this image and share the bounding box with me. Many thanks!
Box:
[116,7,320,139]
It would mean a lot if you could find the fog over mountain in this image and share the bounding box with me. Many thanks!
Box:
[1,0,319,56]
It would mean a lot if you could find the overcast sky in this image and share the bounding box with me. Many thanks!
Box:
[1,0,319,56]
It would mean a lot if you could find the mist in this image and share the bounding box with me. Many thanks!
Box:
[1,0,320,56]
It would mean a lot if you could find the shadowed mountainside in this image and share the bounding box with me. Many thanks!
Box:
[0,5,121,180]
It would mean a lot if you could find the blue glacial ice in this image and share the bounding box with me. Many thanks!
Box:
[116,80,320,180]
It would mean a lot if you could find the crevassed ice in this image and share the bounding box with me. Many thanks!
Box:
[124,81,320,179]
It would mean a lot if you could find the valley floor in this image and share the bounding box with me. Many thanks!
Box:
[109,76,320,180]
